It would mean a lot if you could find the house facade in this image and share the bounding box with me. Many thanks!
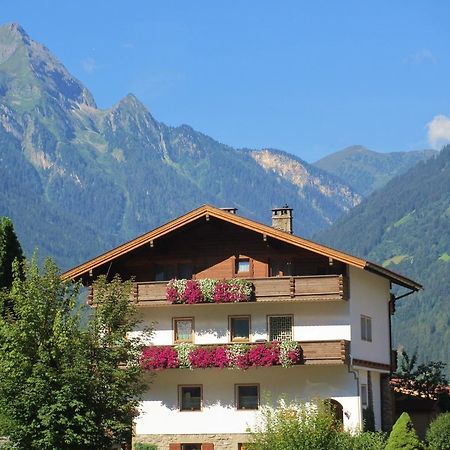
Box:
[62,205,421,450]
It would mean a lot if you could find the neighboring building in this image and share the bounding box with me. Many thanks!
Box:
[62,205,421,450]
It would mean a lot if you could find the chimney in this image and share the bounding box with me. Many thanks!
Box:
[220,207,238,214]
[272,204,293,234]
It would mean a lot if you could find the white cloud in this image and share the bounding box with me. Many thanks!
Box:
[81,57,98,73]
[427,115,450,148]
[404,49,436,65]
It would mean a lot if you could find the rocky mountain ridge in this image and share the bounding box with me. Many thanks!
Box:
[0,23,361,269]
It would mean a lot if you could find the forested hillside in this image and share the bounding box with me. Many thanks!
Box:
[314,145,436,196]
[316,147,450,368]
[0,23,360,270]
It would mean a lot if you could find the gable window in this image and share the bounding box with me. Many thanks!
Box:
[179,385,202,411]
[361,315,372,342]
[174,318,194,343]
[269,315,293,341]
[236,384,259,410]
[236,257,250,274]
[361,384,368,408]
[230,316,250,342]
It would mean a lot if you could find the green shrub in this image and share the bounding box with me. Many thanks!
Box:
[426,412,450,450]
[134,443,158,450]
[351,431,387,450]
[247,399,345,450]
[363,407,376,432]
[385,412,423,450]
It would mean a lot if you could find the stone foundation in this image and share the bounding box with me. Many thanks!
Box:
[134,433,250,449]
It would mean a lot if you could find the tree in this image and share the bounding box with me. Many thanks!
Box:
[385,412,423,450]
[0,217,23,290]
[0,258,151,449]
[392,350,448,399]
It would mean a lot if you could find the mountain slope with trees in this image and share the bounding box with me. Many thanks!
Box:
[314,145,436,196]
[315,146,450,368]
[0,23,360,270]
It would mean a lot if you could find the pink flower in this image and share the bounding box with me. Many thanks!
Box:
[248,343,280,367]
[141,346,179,370]
[182,280,203,304]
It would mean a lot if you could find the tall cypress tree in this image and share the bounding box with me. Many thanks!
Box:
[0,217,23,289]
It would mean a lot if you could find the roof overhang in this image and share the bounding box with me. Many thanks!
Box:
[61,204,422,292]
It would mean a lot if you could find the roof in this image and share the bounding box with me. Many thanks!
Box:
[61,204,422,291]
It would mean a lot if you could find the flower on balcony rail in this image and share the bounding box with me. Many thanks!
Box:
[141,346,179,370]
[141,341,301,370]
[166,278,253,304]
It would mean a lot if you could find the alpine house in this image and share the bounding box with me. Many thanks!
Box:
[62,204,422,450]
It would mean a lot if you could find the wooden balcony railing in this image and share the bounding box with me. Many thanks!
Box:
[89,275,348,306]
[141,340,350,369]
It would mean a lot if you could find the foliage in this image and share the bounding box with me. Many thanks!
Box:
[247,398,386,450]
[384,412,423,450]
[363,406,376,432]
[133,443,158,450]
[426,413,450,450]
[141,341,301,370]
[0,259,150,449]
[392,350,448,398]
[0,217,23,290]
[316,145,450,372]
[166,278,253,304]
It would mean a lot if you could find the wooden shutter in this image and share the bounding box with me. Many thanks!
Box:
[169,444,182,450]
[201,444,214,450]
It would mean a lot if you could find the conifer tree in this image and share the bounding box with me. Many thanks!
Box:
[385,412,423,450]
[0,217,23,289]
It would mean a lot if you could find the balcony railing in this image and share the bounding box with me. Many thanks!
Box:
[88,275,348,306]
[140,339,350,370]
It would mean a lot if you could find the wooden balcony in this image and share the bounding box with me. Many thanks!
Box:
[89,275,348,306]
[142,340,350,369]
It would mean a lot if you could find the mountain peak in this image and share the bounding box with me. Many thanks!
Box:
[0,22,96,109]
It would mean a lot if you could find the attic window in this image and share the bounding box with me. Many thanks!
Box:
[236,257,250,273]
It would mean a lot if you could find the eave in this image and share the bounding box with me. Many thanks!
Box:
[61,204,422,292]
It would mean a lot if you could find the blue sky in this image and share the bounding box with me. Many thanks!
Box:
[2,1,450,161]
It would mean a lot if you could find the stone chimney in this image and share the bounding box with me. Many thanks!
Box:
[220,207,238,214]
[272,204,293,234]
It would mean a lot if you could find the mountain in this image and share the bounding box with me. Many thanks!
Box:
[314,145,437,196]
[315,146,450,369]
[0,23,361,270]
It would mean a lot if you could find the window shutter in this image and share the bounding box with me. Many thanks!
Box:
[201,444,214,450]
[169,444,182,450]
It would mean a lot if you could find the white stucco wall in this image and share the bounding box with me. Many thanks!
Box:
[348,267,391,365]
[136,365,361,435]
[135,300,351,345]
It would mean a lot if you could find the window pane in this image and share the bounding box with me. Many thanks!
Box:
[269,316,293,341]
[181,386,201,411]
[231,317,250,341]
[361,384,368,407]
[237,258,250,273]
[175,319,193,342]
[237,385,258,409]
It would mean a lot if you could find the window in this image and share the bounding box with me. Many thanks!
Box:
[236,384,259,410]
[361,315,372,342]
[230,316,250,342]
[181,445,201,450]
[269,315,293,341]
[361,384,368,408]
[179,386,202,411]
[235,257,250,274]
[238,445,248,450]
[174,318,194,343]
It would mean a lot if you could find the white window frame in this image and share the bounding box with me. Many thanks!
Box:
[361,315,372,342]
